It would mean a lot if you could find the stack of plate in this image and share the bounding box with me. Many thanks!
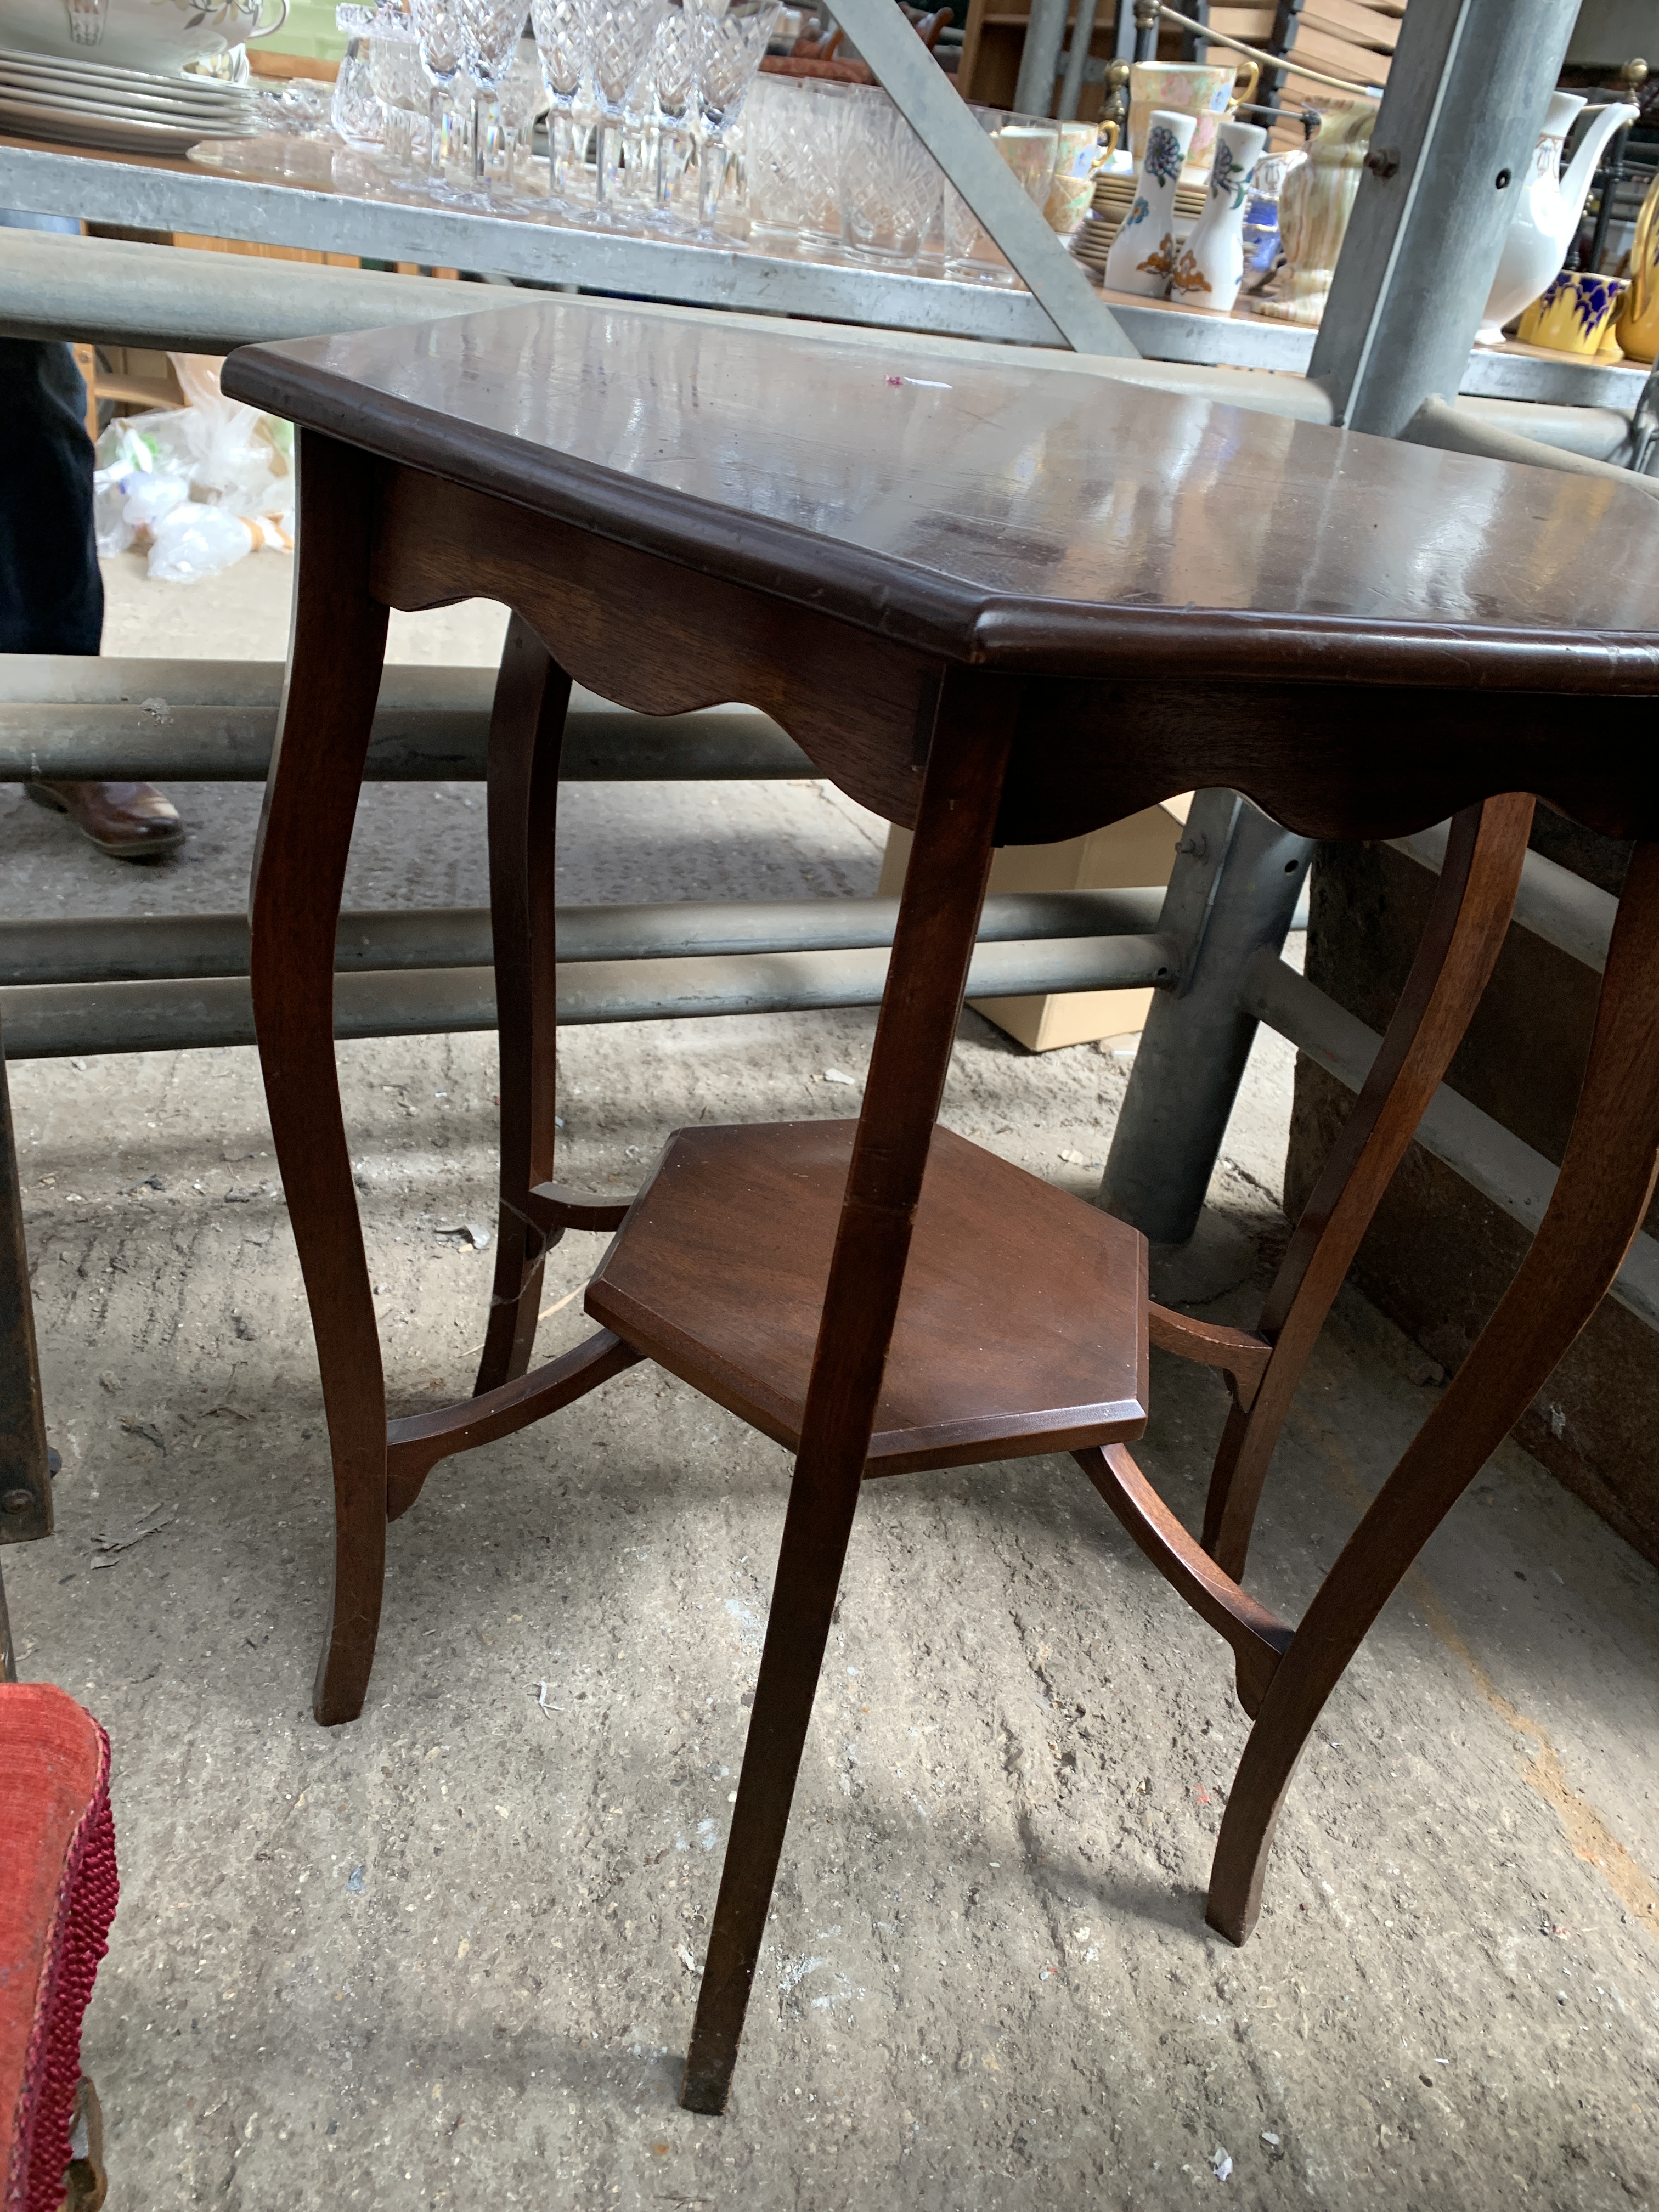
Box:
[1070,169,1209,280]
[0,43,257,153]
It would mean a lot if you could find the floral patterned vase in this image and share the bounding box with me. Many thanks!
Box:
[1102,108,1197,296]
[1168,119,1266,312]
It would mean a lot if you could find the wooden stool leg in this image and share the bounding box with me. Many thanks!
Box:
[680,1468,861,2115]
[475,614,571,1397]
[250,431,391,1728]
[1209,838,1659,1941]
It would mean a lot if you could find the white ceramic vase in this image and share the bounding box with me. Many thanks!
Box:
[1102,106,1196,296]
[1477,91,1640,343]
[1168,117,1266,311]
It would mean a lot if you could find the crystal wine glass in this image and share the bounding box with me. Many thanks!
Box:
[529,0,589,211]
[498,40,546,202]
[645,0,696,225]
[332,3,383,144]
[367,3,426,174]
[455,0,527,199]
[688,0,778,234]
[411,0,466,196]
[577,0,665,223]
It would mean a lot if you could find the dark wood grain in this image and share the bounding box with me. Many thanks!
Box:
[1147,1302,1270,1409]
[1209,837,1659,1944]
[249,432,391,1728]
[232,302,1659,2101]
[222,300,1659,667]
[387,1331,641,1518]
[371,466,940,830]
[587,1120,1149,1476]
[679,667,1022,2116]
[474,613,571,1396]
[1203,794,1535,1579]
[1075,1445,1292,1716]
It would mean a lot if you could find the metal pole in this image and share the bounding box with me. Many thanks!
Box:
[1133,0,1158,63]
[1097,789,1312,1248]
[1057,0,1103,122]
[0,1034,50,1549]
[1308,0,1587,438]
[0,887,1172,988]
[823,0,1138,351]
[0,928,1183,1061]
[1016,0,1071,114]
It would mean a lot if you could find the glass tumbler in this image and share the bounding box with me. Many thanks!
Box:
[943,104,1059,285]
[839,84,941,267]
[743,67,805,244]
[367,6,426,174]
[332,3,383,143]
[793,73,849,255]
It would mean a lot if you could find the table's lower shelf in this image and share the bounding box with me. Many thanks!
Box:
[586,1119,1150,1476]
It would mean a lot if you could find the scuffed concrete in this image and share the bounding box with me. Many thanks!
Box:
[1,553,1655,2210]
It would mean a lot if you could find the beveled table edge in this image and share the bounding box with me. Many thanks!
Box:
[224,335,1659,692]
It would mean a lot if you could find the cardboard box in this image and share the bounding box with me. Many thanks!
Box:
[877,796,1190,1052]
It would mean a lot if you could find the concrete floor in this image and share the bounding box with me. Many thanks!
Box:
[2,550,1657,2211]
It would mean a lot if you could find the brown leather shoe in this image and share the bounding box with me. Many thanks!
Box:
[25,780,185,860]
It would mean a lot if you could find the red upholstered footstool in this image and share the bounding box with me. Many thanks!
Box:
[1,1685,119,2212]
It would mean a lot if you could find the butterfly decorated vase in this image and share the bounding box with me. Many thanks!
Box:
[1102,108,1197,297]
[1168,118,1267,312]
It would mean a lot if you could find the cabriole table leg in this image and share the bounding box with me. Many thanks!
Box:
[250,431,393,1726]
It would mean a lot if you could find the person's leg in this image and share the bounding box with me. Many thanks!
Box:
[0,330,184,859]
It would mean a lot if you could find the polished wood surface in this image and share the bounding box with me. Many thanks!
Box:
[225,294,1659,2117]
[227,306,1659,849]
[225,301,1659,648]
[587,1120,1149,1474]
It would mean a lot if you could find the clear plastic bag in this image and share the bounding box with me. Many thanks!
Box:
[91,354,294,578]
[146,502,292,584]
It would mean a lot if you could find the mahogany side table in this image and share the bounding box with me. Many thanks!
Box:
[224,300,1659,2112]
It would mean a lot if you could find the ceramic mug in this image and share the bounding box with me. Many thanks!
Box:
[1044,117,1116,234]
[1517,268,1628,358]
[1128,58,1257,180]
[1616,168,1659,363]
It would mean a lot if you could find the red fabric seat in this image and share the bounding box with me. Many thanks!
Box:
[0,1685,117,2212]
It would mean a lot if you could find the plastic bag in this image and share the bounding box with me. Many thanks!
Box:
[91,354,294,578]
[146,501,291,584]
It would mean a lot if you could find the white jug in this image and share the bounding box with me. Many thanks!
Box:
[1479,92,1639,343]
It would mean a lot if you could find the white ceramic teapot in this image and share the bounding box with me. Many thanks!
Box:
[1478,91,1639,343]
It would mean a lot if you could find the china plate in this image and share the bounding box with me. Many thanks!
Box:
[0,42,254,107]
[0,88,251,148]
[0,72,255,123]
